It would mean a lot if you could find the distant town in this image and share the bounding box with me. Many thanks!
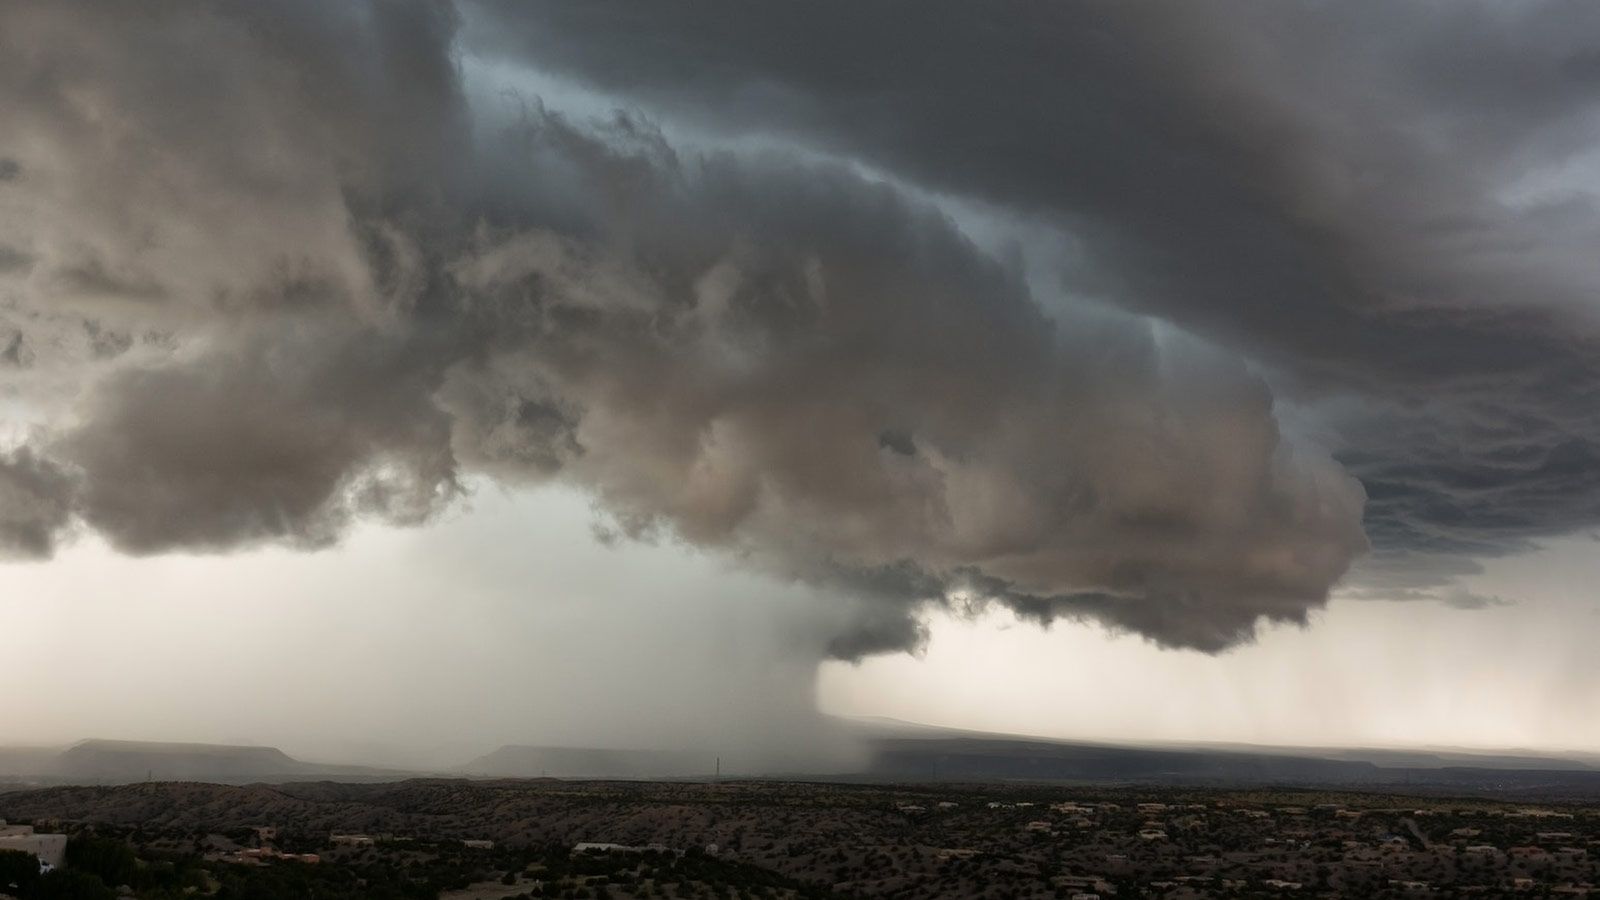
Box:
[7,779,1600,898]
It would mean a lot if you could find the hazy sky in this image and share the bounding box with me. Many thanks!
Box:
[4,1,1600,763]
[4,489,1600,767]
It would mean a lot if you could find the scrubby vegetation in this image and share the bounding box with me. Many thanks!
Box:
[6,780,1600,897]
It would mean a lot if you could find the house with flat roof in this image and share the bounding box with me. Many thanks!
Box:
[0,820,67,872]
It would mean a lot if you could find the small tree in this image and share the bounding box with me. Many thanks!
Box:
[33,868,115,900]
[0,848,40,896]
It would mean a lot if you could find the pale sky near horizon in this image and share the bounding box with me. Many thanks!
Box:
[5,485,1600,766]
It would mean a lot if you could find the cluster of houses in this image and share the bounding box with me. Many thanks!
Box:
[329,832,493,850]
[217,846,322,866]
[0,820,66,873]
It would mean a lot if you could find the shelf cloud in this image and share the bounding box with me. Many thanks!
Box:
[3,1,1596,656]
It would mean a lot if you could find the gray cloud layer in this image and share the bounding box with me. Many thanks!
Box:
[464,0,1600,597]
[1,0,1591,656]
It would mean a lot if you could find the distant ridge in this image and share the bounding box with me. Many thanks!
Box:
[842,717,1598,774]
[60,739,307,782]
[1,739,415,786]
[3,725,1597,793]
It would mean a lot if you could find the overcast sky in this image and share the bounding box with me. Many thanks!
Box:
[4,1,1600,764]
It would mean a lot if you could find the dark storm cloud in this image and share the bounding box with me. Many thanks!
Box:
[462,0,1600,600]
[0,246,34,275]
[55,328,459,554]
[0,448,75,560]
[7,0,1589,655]
[436,117,1365,654]
[0,0,475,558]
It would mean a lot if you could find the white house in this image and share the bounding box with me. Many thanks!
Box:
[0,821,68,872]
